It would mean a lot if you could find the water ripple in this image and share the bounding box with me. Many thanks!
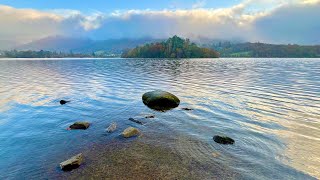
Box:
[0,58,319,179]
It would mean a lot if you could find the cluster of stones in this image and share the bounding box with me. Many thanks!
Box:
[59,90,234,172]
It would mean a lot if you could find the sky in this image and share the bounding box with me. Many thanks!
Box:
[0,0,319,47]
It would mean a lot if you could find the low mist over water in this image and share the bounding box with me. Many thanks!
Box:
[0,58,319,179]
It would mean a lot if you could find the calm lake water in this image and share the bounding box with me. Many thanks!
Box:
[0,58,319,179]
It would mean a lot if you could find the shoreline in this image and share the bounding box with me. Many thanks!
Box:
[1,57,320,60]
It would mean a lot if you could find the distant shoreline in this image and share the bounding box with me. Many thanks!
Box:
[1,57,320,60]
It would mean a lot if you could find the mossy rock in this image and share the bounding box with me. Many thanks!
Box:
[121,127,140,138]
[142,90,180,111]
[60,153,83,171]
[213,136,235,145]
[69,122,90,130]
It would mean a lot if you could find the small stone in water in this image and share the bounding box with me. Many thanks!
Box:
[69,122,90,130]
[60,153,83,171]
[60,100,70,105]
[106,122,117,133]
[121,127,140,138]
[211,152,220,158]
[129,118,143,125]
[145,115,155,119]
[213,135,235,145]
[182,108,193,111]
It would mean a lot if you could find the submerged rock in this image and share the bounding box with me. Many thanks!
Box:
[145,115,155,119]
[182,108,193,111]
[69,122,90,130]
[121,127,140,138]
[60,153,83,171]
[211,152,220,158]
[128,118,143,125]
[213,136,235,145]
[142,90,180,111]
[106,122,117,133]
[60,100,70,105]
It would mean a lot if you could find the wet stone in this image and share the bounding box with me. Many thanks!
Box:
[60,153,83,171]
[69,122,90,130]
[142,90,180,111]
[106,122,117,133]
[121,127,140,138]
[213,136,235,145]
[129,118,143,125]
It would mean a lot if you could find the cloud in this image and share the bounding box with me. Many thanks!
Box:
[0,0,319,49]
[253,0,320,44]
[0,5,63,42]
[82,4,263,40]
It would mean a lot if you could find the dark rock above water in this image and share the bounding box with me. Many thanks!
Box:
[60,100,70,105]
[60,153,83,171]
[69,122,90,130]
[213,136,235,145]
[142,90,180,111]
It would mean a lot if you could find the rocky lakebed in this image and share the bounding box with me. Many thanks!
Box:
[55,90,237,179]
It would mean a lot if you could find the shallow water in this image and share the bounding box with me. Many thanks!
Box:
[0,58,319,179]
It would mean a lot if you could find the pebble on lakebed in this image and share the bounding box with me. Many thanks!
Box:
[213,135,235,145]
[121,127,140,138]
[142,90,180,111]
[69,122,90,130]
[60,153,83,171]
[106,122,117,133]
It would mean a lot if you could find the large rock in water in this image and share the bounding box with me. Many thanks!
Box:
[121,127,140,138]
[60,153,83,171]
[142,90,180,111]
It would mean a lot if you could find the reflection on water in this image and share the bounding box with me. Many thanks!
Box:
[0,58,319,179]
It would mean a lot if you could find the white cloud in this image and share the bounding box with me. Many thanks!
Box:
[0,0,319,48]
[0,5,63,42]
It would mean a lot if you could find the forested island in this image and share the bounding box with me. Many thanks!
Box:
[121,36,220,58]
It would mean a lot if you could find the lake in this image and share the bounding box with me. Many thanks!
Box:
[0,58,319,179]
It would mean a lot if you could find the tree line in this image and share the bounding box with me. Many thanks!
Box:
[0,50,118,58]
[211,42,320,58]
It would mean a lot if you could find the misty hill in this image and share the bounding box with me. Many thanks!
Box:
[211,42,320,58]
[16,36,163,55]
[0,40,20,50]
[122,36,219,58]
[16,36,92,52]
